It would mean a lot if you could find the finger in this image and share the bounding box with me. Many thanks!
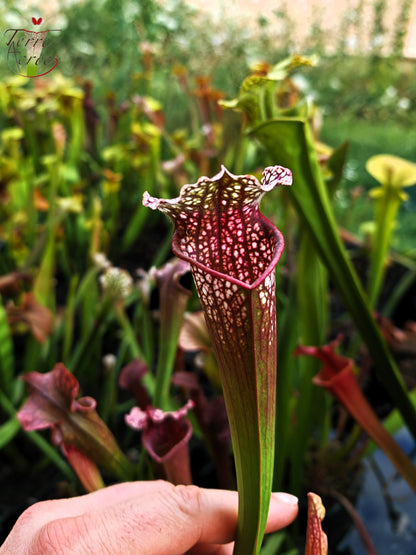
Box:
[188,492,299,555]
[0,481,171,554]
[45,480,172,516]
[266,492,299,531]
[184,488,299,546]
[188,541,234,555]
[38,485,298,555]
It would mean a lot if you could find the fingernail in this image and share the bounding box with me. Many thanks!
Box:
[271,492,299,505]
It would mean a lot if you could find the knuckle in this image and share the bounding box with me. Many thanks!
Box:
[17,499,53,524]
[34,514,111,555]
[34,519,72,554]
[172,484,203,519]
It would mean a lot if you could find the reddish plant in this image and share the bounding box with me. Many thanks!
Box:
[172,370,232,488]
[118,358,150,409]
[305,492,328,555]
[18,364,131,490]
[144,164,292,554]
[7,292,53,343]
[125,400,194,485]
[295,337,416,493]
[149,258,192,408]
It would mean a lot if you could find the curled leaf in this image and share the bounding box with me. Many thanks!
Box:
[179,311,221,390]
[6,292,53,342]
[305,492,328,555]
[18,364,130,482]
[295,339,416,493]
[172,371,231,488]
[64,445,105,492]
[0,272,33,296]
[125,401,194,485]
[149,258,192,408]
[118,358,150,409]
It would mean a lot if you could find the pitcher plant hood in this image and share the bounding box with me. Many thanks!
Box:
[143,164,292,554]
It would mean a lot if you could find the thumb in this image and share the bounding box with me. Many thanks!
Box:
[92,484,298,554]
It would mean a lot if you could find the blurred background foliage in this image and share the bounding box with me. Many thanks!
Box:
[2,0,414,247]
[1,0,416,552]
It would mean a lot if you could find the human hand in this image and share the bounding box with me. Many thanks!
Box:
[0,480,298,554]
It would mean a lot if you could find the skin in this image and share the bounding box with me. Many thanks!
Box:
[0,480,298,555]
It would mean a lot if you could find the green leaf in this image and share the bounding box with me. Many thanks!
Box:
[290,231,328,494]
[260,531,295,555]
[0,416,20,449]
[151,260,191,409]
[252,117,416,442]
[0,294,14,397]
[220,54,316,129]
[33,234,55,310]
[367,184,402,307]
[325,140,349,195]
